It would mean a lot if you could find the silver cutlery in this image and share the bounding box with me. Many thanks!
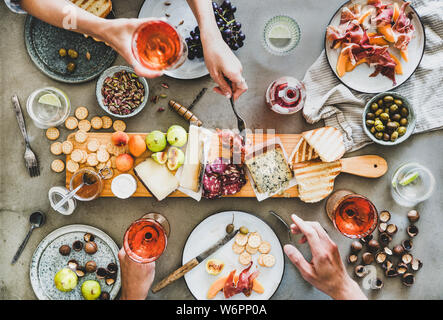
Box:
[269,210,293,243]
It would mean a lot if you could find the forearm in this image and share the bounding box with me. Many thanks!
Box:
[331,277,367,300]
[187,0,221,43]
[20,0,109,40]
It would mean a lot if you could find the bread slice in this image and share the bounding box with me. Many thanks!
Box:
[290,137,319,164]
[179,126,204,192]
[70,0,112,18]
[293,160,342,203]
[302,127,345,162]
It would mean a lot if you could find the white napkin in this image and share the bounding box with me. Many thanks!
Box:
[302,0,443,152]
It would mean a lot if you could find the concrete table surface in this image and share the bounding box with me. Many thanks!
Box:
[1,0,442,300]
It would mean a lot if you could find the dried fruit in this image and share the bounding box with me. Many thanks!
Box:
[59,48,67,57]
[67,62,76,73]
[85,51,91,60]
[383,247,393,256]
[59,245,71,256]
[360,234,373,244]
[105,276,116,286]
[68,49,78,59]
[381,260,393,271]
[385,268,398,277]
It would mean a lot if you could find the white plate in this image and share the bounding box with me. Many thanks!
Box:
[30,224,121,300]
[138,0,209,79]
[325,0,425,93]
[183,211,284,300]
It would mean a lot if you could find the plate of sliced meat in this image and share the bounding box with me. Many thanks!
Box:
[325,0,425,93]
[182,211,284,300]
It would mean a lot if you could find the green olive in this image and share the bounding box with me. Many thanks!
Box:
[397,126,407,136]
[58,48,67,57]
[386,121,399,132]
[380,113,390,121]
[66,62,76,73]
[392,114,401,122]
[370,103,379,111]
[366,120,375,127]
[394,99,403,106]
[400,107,409,117]
[375,132,383,140]
[400,118,408,126]
[389,104,399,114]
[366,112,375,120]
[383,133,390,141]
[375,124,385,132]
[384,108,390,114]
[370,126,376,134]
[226,224,234,234]
[375,109,383,117]
[378,99,383,106]
[383,95,394,102]
[68,49,78,59]
[391,131,399,141]
[239,226,249,235]
[374,119,383,127]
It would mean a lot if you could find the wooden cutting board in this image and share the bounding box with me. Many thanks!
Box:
[65,132,304,198]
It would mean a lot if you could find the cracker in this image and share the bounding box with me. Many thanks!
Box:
[50,142,63,155]
[97,149,110,163]
[260,254,275,268]
[91,116,103,130]
[87,139,99,152]
[113,120,126,132]
[101,116,112,129]
[232,242,245,254]
[80,150,88,164]
[110,156,117,168]
[78,119,91,132]
[45,127,60,140]
[87,153,98,166]
[239,252,252,266]
[258,241,271,254]
[235,233,248,247]
[246,244,258,255]
[65,116,78,130]
[51,159,65,173]
[74,130,88,143]
[247,232,262,249]
[62,141,74,155]
[70,149,83,163]
[66,159,79,173]
[74,106,89,120]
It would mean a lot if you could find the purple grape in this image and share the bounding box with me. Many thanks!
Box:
[194,26,200,34]
[238,32,245,41]
[212,2,218,10]
[223,28,232,37]
[231,6,237,13]
[237,40,244,48]
[221,0,231,10]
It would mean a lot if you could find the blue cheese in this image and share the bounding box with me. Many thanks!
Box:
[245,146,293,194]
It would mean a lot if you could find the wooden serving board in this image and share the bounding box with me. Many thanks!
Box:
[65,132,303,198]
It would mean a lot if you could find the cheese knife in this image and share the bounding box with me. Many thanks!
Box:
[152,229,239,293]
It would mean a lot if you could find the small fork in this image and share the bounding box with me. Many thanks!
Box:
[11,95,40,177]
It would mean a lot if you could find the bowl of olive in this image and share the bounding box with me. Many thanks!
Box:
[363,92,416,146]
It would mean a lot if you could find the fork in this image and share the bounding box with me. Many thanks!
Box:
[225,79,246,145]
[11,95,40,177]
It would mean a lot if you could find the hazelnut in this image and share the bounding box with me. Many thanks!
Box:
[402,273,415,287]
[67,259,79,270]
[72,240,83,251]
[362,252,374,265]
[105,276,116,286]
[379,210,391,223]
[401,253,413,265]
[385,268,398,277]
[84,241,98,254]
[360,234,373,244]
[370,278,384,290]
[368,239,380,252]
[411,258,423,271]
[378,222,388,233]
[75,266,86,277]
[84,232,95,242]
[406,225,418,238]
[351,241,363,253]
[402,239,413,251]
[59,245,71,256]
[85,260,97,273]
[393,244,405,256]
[347,254,358,264]
[107,262,118,274]
[379,232,392,245]
[407,210,419,223]
[375,252,387,264]
[354,265,368,278]
[386,224,398,235]
[96,267,107,279]
[396,263,409,275]
[99,292,110,300]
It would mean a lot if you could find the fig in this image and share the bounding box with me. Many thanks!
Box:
[151,151,168,165]
[54,268,78,292]
[205,258,225,275]
[167,147,185,171]
[81,280,101,300]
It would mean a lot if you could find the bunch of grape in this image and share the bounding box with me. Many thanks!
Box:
[186,0,246,60]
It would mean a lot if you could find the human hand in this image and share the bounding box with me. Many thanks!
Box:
[284,214,367,300]
[201,36,247,101]
[118,247,155,300]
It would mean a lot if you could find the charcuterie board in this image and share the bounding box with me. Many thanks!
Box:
[65,132,303,198]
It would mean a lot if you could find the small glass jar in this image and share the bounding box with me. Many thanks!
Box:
[266,76,306,114]
[69,168,109,201]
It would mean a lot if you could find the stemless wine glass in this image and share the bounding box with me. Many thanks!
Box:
[131,20,187,71]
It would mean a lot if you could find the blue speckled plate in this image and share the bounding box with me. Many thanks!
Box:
[24,15,118,83]
[30,225,121,300]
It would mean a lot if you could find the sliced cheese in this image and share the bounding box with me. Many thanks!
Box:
[134,158,179,201]
[179,125,204,192]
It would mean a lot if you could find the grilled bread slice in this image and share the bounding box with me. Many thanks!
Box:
[302,127,345,162]
[293,160,341,203]
[290,137,319,165]
[70,0,112,18]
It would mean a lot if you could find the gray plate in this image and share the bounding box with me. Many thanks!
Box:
[24,15,118,83]
[30,224,121,300]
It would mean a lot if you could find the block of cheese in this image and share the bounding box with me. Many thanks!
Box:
[179,126,204,192]
[134,158,179,201]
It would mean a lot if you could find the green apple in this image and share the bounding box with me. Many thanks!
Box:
[81,280,101,300]
[166,125,188,147]
[54,268,78,292]
[151,151,168,164]
[167,147,185,171]
[146,130,167,152]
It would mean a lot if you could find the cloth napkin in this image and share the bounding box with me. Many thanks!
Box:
[302,0,443,152]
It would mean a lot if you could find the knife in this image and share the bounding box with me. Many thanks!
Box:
[152,229,239,293]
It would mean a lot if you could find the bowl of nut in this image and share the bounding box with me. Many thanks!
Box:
[96,66,149,118]
[363,92,416,146]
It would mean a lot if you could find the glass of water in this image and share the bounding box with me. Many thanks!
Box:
[391,162,435,207]
[262,15,301,56]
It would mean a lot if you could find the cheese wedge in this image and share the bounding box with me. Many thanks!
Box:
[134,158,179,201]
[290,138,319,164]
[302,127,345,162]
[293,160,342,203]
[179,126,204,192]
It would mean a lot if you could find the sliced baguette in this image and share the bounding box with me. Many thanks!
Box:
[290,137,319,164]
[70,0,112,18]
[301,127,345,162]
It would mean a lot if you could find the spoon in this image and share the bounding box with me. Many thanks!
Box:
[269,210,293,243]
[53,172,96,211]
[11,211,46,264]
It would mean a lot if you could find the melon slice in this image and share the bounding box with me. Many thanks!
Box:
[207,274,265,299]
[336,50,349,77]
[390,53,403,75]
[378,24,395,43]
[393,3,400,22]
[346,58,367,72]
[400,48,408,62]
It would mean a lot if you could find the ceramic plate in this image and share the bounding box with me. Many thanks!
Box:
[183,211,284,300]
[24,15,117,83]
[30,225,121,300]
[138,0,209,79]
[325,0,425,93]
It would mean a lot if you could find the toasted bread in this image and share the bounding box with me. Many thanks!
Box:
[302,127,345,162]
[70,0,112,18]
[293,160,342,203]
[290,137,319,164]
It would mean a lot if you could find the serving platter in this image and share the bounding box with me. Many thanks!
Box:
[30,224,121,300]
[182,211,285,300]
[138,0,209,80]
[324,0,425,93]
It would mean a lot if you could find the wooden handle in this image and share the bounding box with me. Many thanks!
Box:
[169,100,203,126]
[339,155,388,178]
[151,258,199,293]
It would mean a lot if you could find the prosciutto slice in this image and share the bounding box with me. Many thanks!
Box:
[222,262,260,299]
[393,2,415,50]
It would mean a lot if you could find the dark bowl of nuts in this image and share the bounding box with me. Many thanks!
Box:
[96,66,149,118]
[363,92,416,146]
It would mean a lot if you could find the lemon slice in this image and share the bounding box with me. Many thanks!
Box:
[399,172,419,186]
[269,25,291,39]
[38,93,62,108]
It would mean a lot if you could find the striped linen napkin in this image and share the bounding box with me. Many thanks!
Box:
[302,0,443,152]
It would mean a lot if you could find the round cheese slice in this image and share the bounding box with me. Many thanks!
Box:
[111,174,137,199]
